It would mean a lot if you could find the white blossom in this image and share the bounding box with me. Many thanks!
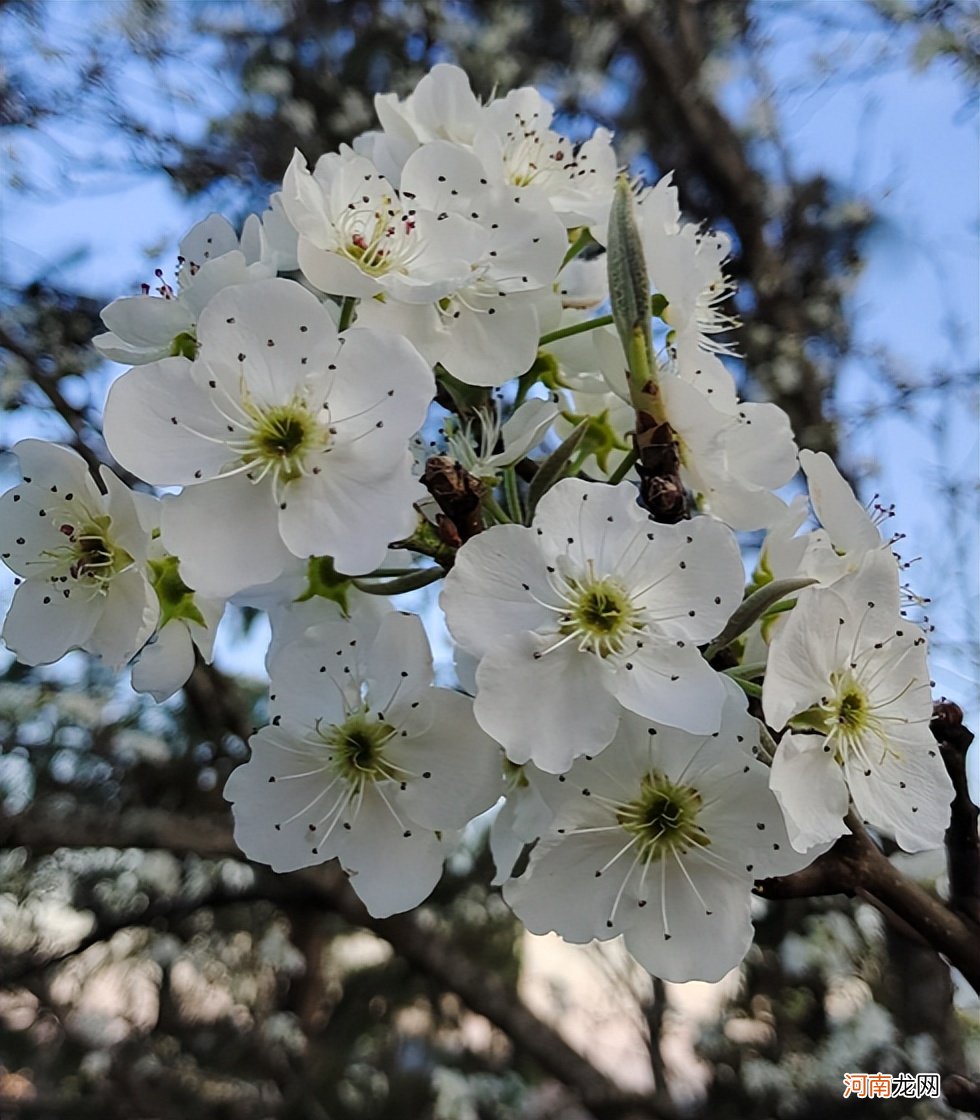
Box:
[103,278,433,596]
[224,611,502,916]
[504,688,817,982]
[1,440,158,668]
[763,551,952,852]
[94,214,272,365]
[441,478,744,772]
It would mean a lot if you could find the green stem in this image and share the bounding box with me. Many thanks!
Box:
[539,313,614,348]
[482,493,513,525]
[338,296,358,331]
[729,677,763,699]
[503,468,523,523]
[358,567,426,579]
[607,446,639,485]
[353,567,444,595]
[723,662,768,682]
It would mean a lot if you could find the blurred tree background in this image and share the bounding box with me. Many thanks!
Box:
[1,1,978,1117]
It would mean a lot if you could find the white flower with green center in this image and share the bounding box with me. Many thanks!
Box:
[763,550,953,853]
[504,688,816,981]
[0,440,159,668]
[103,277,434,597]
[441,478,744,773]
[94,214,272,366]
[354,140,565,386]
[223,612,503,917]
[281,148,482,303]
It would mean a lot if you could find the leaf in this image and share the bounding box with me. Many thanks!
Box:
[524,418,590,523]
[706,577,818,659]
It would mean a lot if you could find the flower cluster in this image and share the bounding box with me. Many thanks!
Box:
[1,64,952,980]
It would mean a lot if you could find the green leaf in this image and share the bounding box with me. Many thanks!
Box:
[706,577,818,660]
[524,418,590,523]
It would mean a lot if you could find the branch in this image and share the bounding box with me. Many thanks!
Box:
[0,803,671,1120]
[758,813,980,992]
[931,700,980,926]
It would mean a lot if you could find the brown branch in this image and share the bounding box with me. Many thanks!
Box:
[0,803,670,1120]
[758,813,980,992]
[931,700,980,926]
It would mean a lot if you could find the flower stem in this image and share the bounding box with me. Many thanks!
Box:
[539,314,614,348]
[502,467,523,522]
[338,296,358,331]
[482,493,513,524]
[607,447,639,485]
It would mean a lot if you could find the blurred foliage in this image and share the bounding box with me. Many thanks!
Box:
[0,1,977,1117]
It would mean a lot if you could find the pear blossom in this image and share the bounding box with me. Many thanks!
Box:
[353,140,566,385]
[94,214,273,365]
[223,611,502,917]
[103,278,433,597]
[504,688,818,982]
[763,550,952,852]
[441,478,744,772]
[1,440,158,668]
[281,147,481,303]
[362,64,617,231]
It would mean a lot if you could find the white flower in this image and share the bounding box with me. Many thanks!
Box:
[103,277,433,596]
[763,550,952,852]
[354,140,566,386]
[281,147,481,303]
[504,687,816,982]
[474,84,617,230]
[223,611,503,917]
[441,478,744,772]
[94,214,271,365]
[795,449,892,586]
[1,440,159,668]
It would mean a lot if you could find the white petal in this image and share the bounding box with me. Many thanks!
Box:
[103,358,234,485]
[473,632,621,772]
[161,477,293,598]
[87,568,159,668]
[131,621,197,701]
[440,524,554,657]
[623,864,753,983]
[393,689,503,829]
[2,579,101,665]
[845,728,953,853]
[769,732,851,852]
[610,642,727,735]
[338,786,450,917]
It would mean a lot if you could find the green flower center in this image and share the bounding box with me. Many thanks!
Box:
[46,515,131,592]
[323,713,396,784]
[836,688,866,731]
[243,397,328,485]
[616,771,709,862]
[559,574,642,657]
